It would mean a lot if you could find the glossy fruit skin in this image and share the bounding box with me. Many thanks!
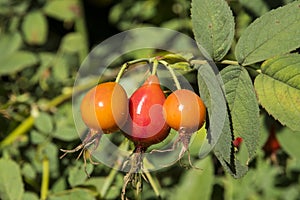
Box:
[122,75,170,148]
[163,89,206,132]
[80,82,128,133]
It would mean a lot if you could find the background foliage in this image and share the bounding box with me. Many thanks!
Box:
[0,0,300,199]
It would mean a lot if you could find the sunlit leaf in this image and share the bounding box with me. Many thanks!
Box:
[34,112,53,134]
[0,159,24,200]
[0,32,22,59]
[191,0,235,61]
[22,11,48,45]
[235,1,300,65]
[53,127,79,141]
[44,0,80,22]
[0,51,38,75]
[254,54,300,131]
[61,33,85,54]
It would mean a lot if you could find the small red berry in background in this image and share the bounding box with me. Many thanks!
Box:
[233,137,243,148]
[263,125,281,156]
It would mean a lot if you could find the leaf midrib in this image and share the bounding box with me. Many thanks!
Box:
[243,18,300,64]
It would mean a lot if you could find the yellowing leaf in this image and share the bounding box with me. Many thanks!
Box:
[255,54,300,131]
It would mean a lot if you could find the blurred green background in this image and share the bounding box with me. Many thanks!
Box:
[0,0,300,199]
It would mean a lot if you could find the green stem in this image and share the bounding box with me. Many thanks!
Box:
[145,171,161,198]
[115,63,129,83]
[115,58,150,83]
[159,60,182,90]
[0,116,34,148]
[101,169,118,198]
[40,157,49,200]
[143,158,161,198]
[75,0,89,63]
[101,140,130,198]
[151,59,159,75]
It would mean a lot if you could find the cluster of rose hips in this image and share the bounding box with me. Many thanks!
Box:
[60,55,206,197]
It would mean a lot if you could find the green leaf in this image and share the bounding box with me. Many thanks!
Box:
[61,33,85,53]
[276,127,300,160]
[239,0,269,16]
[235,1,300,65]
[52,126,79,141]
[191,0,235,61]
[49,189,95,200]
[22,192,39,200]
[0,159,24,200]
[197,62,227,158]
[197,63,248,177]
[22,11,48,45]
[254,54,300,131]
[225,152,281,199]
[0,51,38,75]
[68,162,93,187]
[21,163,36,180]
[34,112,53,134]
[52,57,69,81]
[44,0,80,22]
[213,112,248,178]
[83,177,105,194]
[171,157,214,200]
[0,32,22,59]
[221,65,260,161]
[30,130,47,144]
[43,143,59,177]
[51,178,67,193]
